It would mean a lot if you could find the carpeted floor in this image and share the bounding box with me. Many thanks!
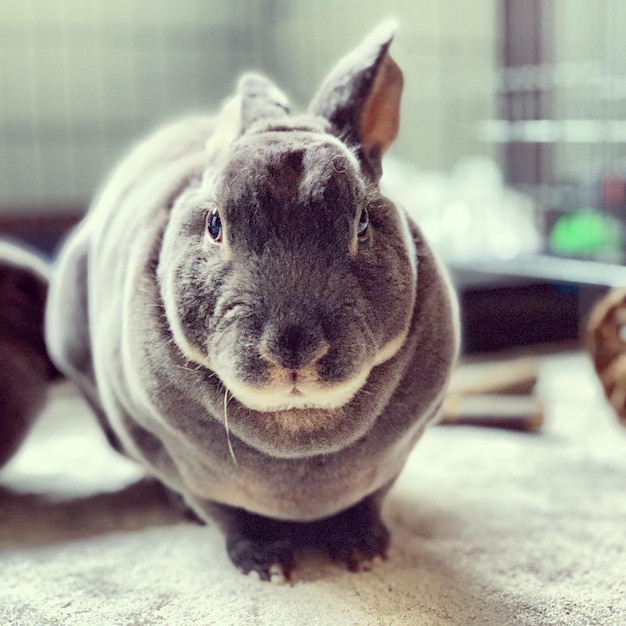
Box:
[1,350,625,626]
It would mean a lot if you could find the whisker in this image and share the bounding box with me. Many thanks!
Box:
[223,389,238,465]
[176,364,201,372]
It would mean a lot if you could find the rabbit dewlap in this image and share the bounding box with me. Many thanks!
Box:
[45,24,458,580]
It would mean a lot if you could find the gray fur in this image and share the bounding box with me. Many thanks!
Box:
[45,25,458,533]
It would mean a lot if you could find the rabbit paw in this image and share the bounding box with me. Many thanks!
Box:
[322,516,389,572]
[226,535,294,583]
[302,496,390,572]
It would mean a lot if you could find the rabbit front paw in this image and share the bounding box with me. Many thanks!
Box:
[226,534,294,583]
[320,509,390,572]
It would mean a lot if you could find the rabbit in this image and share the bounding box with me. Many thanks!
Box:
[44,22,459,581]
[0,241,57,468]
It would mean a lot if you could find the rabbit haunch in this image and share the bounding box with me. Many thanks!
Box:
[160,125,417,416]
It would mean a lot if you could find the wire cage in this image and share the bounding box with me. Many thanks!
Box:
[0,0,260,216]
[493,0,626,268]
[1,0,626,286]
[0,0,499,255]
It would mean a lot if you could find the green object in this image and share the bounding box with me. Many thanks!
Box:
[550,210,621,255]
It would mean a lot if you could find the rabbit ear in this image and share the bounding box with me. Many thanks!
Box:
[309,21,403,180]
[205,94,244,161]
[239,74,290,131]
[206,74,290,162]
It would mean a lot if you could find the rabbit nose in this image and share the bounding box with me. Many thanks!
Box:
[260,323,329,371]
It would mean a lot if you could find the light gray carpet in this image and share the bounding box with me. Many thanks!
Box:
[1,351,625,626]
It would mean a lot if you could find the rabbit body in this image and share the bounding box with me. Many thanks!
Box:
[45,24,458,578]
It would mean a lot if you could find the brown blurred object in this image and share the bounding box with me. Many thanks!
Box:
[449,356,538,397]
[442,394,544,432]
[0,241,58,467]
[586,287,626,427]
[442,357,543,432]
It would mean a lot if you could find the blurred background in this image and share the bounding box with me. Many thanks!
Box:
[2,0,626,351]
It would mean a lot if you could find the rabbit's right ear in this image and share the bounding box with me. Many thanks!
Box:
[309,21,403,181]
[206,74,290,162]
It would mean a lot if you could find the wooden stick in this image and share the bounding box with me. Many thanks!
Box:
[441,394,544,432]
[449,357,538,397]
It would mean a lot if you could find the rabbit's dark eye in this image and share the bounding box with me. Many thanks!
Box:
[357,208,369,236]
[206,209,222,243]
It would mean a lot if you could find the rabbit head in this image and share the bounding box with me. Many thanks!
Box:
[158,23,416,420]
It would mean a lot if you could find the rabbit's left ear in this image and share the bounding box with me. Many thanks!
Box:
[206,74,290,162]
[309,21,403,180]
[238,74,290,132]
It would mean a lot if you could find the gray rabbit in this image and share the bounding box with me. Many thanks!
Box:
[44,23,459,580]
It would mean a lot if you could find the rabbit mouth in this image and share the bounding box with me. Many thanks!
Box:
[215,325,412,413]
[222,365,371,413]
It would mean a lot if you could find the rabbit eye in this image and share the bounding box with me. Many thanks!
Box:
[206,209,222,243]
[357,208,369,236]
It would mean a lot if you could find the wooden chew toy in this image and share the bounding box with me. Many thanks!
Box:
[586,287,626,427]
[441,357,544,432]
[442,394,544,432]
